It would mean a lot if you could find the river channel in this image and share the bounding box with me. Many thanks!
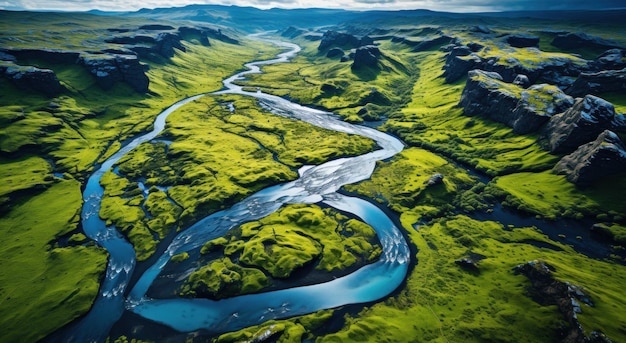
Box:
[56,37,410,342]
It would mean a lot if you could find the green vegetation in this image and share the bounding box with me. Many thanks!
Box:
[180,204,381,297]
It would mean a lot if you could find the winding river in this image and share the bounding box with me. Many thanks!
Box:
[59,37,409,342]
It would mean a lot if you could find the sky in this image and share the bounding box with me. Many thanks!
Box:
[2,0,626,13]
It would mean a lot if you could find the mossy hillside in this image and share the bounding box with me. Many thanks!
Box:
[345,147,476,215]
[314,215,626,342]
[0,179,107,342]
[492,171,626,220]
[383,50,559,176]
[182,204,381,298]
[239,37,418,123]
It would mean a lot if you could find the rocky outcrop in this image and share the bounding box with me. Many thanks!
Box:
[318,30,373,51]
[514,260,598,343]
[471,25,492,34]
[413,35,454,52]
[326,47,344,59]
[106,32,186,59]
[78,54,149,93]
[443,53,482,83]
[178,26,211,46]
[505,34,540,48]
[554,130,626,186]
[351,45,382,70]
[542,95,616,153]
[459,70,574,134]
[552,32,623,51]
[139,24,175,31]
[589,49,626,71]
[513,74,531,88]
[0,51,16,62]
[1,48,80,64]
[567,68,626,97]
[0,62,64,96]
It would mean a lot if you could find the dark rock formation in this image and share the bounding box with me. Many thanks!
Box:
[589,49,626,71]
[554,130,626,186]
[0,51,16,62]
[542,95,617,153]
[443,53,482,83]
[413,35,454,52]
[2,48,80,64]
[326,47,344,59]
[567,68,626,97]
[155,32,186,57]
[612,114,626,133]
[514,260,601,343]
[471,25,492,34]
[78,54,149,93]
[513,74,531,88]
[424,173,444,186]
[351,45,381,70]
[505,34,540,48]
[459,70,574,134]
[105,32,186,59]
[139,24,175,31]
[467,42,484,52]
[318,30,373,51]
[0,62,63,96]
[178,26,211,46]
[552,32,623,51]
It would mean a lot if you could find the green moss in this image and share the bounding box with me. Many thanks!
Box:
[0,180,107,342]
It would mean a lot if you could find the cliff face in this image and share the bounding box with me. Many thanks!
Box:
[459,69,574,134]
[542,95,617,154]
[554,130,626,186]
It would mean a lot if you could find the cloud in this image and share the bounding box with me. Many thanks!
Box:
[2,0,625,12]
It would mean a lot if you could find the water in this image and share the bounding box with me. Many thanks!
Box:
[57,36,410,342]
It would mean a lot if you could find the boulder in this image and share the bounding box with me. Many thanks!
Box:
[513,74,530,88]
[567,68,626,97]
[551,32,623,51]
[589,49,626,71]
[318,30,372,51]
[79,54,149,93]
[424,173,444,186]
[443,53,482,83]
[505,34,540,48]
[1,62,63,96]
[351,45,382,70]
[326,47,344,59]
[554,130,626,186]
[459,70,574,134]
[542,95,617,153]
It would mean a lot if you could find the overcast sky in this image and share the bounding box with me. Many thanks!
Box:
[2,0,626,12]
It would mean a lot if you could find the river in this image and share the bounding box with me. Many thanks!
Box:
[56,36,410,342]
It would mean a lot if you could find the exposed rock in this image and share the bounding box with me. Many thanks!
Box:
[443,53,482,83]
[505,34,540,48]
[326,47,344,59]
[542,95,617,153]
[78,54,149,93]
[340,55,351,62]
[567,68,626,97]
[459,70,574,134]
[178,26,211,46]
[513,74,530,88]
[1,62,64,96]
[200,27,238,45]
[318,30,373,51]
[413,35,454,52]
[471,25,492,34]
[139,24,175,31]
[589,49,626,71]
[0,51,16,62]
[554,130,626,186]
[552,32,623,51]
[351,45,382,70]
[455,258,479,271]
[105,32,186,59]
[538,70,577,90]
[155,32,186,57]
[514,260,589,343]
[467,42,484,52]
[2,48,80,64]
[424,173,444,186]
[611,113,626,133]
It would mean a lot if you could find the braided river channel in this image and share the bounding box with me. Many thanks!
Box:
[57,37,410,342]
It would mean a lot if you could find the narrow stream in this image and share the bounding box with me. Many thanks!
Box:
[57,36,410,342]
